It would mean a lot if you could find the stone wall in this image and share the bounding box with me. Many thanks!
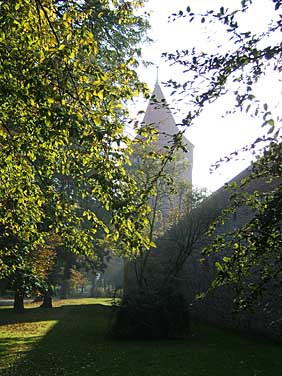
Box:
[126,167,282,341]
[177,168,282,341]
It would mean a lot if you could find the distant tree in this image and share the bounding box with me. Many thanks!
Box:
[69,268,88,296]
[8,242,55,313]
[164,0,282,310]
[99,256,124,295]
[0,0,152,308]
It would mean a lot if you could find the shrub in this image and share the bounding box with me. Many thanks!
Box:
[111,289,191,339]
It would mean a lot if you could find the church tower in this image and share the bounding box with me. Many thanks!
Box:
[141,80,194,186]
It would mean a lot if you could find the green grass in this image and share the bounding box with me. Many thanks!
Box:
[0,298,281,376]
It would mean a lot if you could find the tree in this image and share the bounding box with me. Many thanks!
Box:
[127,137,193,289]
[69,268,88,296]
[163,0,282,310]
[9,242,55,313]
[0,0,152,307]
[113,180,210,339]
[155,188,213,287]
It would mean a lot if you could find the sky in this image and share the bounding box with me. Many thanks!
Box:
[132,0,281,192]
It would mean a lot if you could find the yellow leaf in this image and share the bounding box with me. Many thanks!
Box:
[47,98,55,105]
[97,91,104,100]
[86,91,91,101]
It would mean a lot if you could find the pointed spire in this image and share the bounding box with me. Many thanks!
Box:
[140,80,194,185]
[156,65,159,83]
[150,78,167,106]
[142,82,179,143]
[142,81,194,150]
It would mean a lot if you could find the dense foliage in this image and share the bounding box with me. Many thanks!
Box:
[112,289,191,339]
[0,0,152,307]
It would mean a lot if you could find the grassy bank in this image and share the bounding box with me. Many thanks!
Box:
[0,298,281,376]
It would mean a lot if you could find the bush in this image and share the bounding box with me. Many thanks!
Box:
[111,289,191,339]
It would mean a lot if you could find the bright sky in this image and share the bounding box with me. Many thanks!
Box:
[134,0,281,192]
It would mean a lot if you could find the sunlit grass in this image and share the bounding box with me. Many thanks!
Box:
[51,297,114,307]
[0,298,281,376]
[0,298,112,372]
[0,321,57,371]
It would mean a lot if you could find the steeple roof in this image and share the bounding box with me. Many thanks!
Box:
[142,81,194,150]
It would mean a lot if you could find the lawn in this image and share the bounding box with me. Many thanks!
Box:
[0,298,281,376]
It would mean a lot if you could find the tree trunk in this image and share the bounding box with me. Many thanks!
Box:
[14,289,25,313]
[80,284,84,296]
[90,275,97,297]
[60,266,72,299]
[60,279,69,299]
[40,289,53,309]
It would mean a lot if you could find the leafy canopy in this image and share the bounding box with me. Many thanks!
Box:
[0,0,152,280]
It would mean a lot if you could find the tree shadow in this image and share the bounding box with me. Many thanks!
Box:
[0,303,115,376]
[0,306,66,326]
[1,303,282,376]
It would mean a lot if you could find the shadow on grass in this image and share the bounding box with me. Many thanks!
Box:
[0,306,68,326]
[0,303,116,376]
[1,302,282,376]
